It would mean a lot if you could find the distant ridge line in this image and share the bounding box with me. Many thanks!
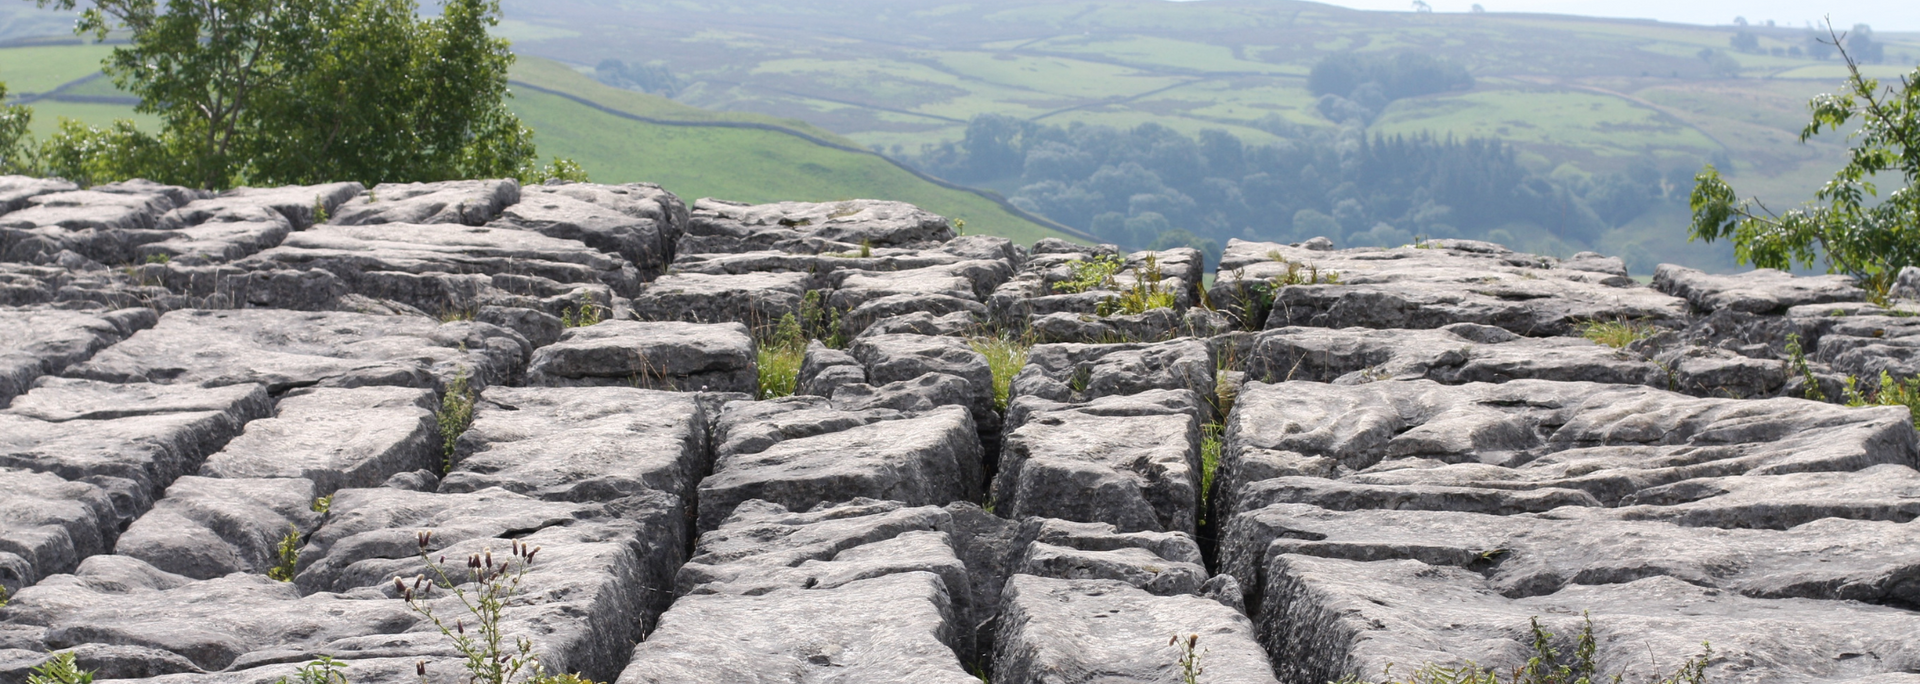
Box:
[506,79,1099,244]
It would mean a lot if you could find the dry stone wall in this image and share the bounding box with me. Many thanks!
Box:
[0,173,1917,683]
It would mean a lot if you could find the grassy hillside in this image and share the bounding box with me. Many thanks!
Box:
[499,0,1916,215]
[0,40,1077,247]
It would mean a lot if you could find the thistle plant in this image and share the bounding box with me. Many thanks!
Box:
[397,531,543,684]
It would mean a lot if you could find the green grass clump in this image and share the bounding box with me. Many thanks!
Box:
[1575,319,1655,349]
[757,313,807,399]
[1268,252,1343,286]
[1098,254,1178,317]
[265,524,301,582]
[1198,423,1223,520]
[1053,255,1125,294]
[969,335,1031,412]
[437,370,476,473]
[26,652,93,684]
[561,291,603,328]
[1335,615,1709,684]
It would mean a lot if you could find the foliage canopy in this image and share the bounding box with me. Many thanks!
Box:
[1690,25,1919,296]
[28,0,579,189]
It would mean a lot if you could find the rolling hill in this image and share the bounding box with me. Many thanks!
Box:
[0,34,1082,247]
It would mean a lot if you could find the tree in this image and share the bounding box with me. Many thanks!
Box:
[32,0,572,189]
[0,82,35,174]
[1730,32,1761,54]
[1690,23,1920,298]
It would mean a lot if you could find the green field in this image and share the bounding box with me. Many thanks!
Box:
[0,40,1077,247]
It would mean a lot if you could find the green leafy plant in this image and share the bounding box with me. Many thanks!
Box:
[0,584,9,608]
[1098,255,1178,317]
[756,313,807,400]
[1053,255,1126,294]
[266,524,301,582]
[970,335,1031,412]
[1575,320,1655,349]
[1269,253,1344,286]
[438,369,476,473]
[26,652,94,684]
[561,291,603,328]
[798,290,845,348]
[0,82,36,175]
[1688,22,1918,304]
[144,253,171,265]
[1171,634,1205,684]
[311,196,331,225]
[276,656,348,684]
[311,494,333,514]
[399,532,547,684]
[1786,333,1828,402]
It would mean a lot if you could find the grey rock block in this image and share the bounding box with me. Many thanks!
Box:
[328,179,519,226]
[617,571,977,684]
[1655,263,1863,314]
[698,405,982,531]
[0,468,116,595]
[250,221,643,302]
[1,185,202,264]
[160,182,364,231]
[1260,553,1920,684]
[0,378,272,510]
[64,309,529,393]
[631,270,808,327]
[1222,503,1920,620]
[857,310,980,338]
[525,320,755,392]
[0,307,157,406]
[679,198,954,254]
[850,333,994,417]
[1011,337,1215,410]
[292,487,685,679]
[492,184,683,279]
[138,213,293,264]
[1580,464,1920,529]
[114,476,322,580]
[1209,239,1685,336]
[1218,378,1919,523]
[197,387,439,495]
[830,372,981,416]
[841,292,987,338]
[442,386,709,504]
[1244,324,1666,388]
[991,575,1279,684]
[1812,315,1920,384]
[1014,542,1208,596]
[825,260,1010,312]
[994,389,1203,535]
[0,175,78,215]
[796,340,865,397]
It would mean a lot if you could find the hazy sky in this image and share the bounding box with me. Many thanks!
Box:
[1307,1,1920,32]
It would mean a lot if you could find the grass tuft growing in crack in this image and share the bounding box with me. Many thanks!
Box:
[1334,614,1710,684]
[1576,319,1655,349]
[970,335,1030,412]
[1198,423,1224,523]
[756,313,807,399]
[437,369,476,474]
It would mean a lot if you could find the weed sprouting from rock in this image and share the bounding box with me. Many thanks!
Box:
[438,370,477,474]
[1575,319,1654,349]
[1171,634,1205,684]
[401,532,550,684]
[1786,333,1826,401]
[1099,254,1176,317]
[311,495,333,514]
[1199,424,1224,521]
[561,291,603,328]
[266,524,301,582]
[757,313,807,400]
[1333,615,1711,684]
[276,656,347,684]
[26,652,93,684]
[1054,255,1125,294]
[970,335,1030,412]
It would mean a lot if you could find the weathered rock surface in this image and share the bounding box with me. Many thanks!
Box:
[698,405,982,531]
[1011,337,1215,408]
[197,386,438,494]
[113,476,322,580]
[1210,239,1684,336]
[1244,324,1667,388]
[493,182,686,279]
[1216,378,1918,523]
[992,575,1279,684]
[994,390,1203,535]
[524,320,755,392]
[1655,263,1864,314]
[0,468,117,595]
[631,270,808,327]
[442,386,709,503]
[679,198,955,254]
[0,307,156,405]
[327,179,519,227]
[64,309,528,392]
